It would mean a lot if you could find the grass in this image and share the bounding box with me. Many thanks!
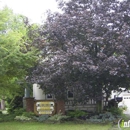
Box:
[0,112,130,130]
[0,122,112,130]
[0,121,130,130]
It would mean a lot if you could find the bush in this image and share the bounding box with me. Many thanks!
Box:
[0,110,2,114]
[0,108,35,122]
[108,107,123,116]
[14,109,36,122]
[14,116,32,121]
[0,113,16,122]
[22,111,35,118]
[14,108,26,115]
[67,110,87,118]
[48,113,70,123]
[86,112,118,123]
[6,96,23,114]
[33,115,49,122]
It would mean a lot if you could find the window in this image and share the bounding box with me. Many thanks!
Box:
[67,90,74,99]
[46,94,53,99]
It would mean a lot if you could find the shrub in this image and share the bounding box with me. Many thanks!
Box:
[33,115,49,122]
[13,109,36,122]
[14,108,26,115]
[86,112,117,123]
[14,116,32,121]
[22,111,35,118]
[0,113,16,122]
[0,110,2,114]
[67,110,87,118]
[6,96,23,114]
[108,107,123,116]
[48,113,70,123]
[122,106,127,111]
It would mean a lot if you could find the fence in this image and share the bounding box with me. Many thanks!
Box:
[65,97,108,112]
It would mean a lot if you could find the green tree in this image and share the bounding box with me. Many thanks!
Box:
[0,7,38,97]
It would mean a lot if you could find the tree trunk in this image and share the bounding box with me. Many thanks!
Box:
[1,99,5,110]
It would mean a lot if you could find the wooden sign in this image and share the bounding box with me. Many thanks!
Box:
[34,101,55,115]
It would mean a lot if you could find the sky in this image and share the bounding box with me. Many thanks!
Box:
[0,0,62,24]
[0,0,123,24]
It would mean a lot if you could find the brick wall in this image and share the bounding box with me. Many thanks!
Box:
[55,100,65,114]
[25,98,34,112]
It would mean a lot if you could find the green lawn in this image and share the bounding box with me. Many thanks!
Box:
[0,122,112,130]
[1,122,130,130]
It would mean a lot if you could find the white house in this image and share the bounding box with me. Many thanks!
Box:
[111,88,130,115]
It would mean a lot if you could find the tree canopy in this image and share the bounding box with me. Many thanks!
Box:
[29,0,130,101]
[0,7,38,97]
